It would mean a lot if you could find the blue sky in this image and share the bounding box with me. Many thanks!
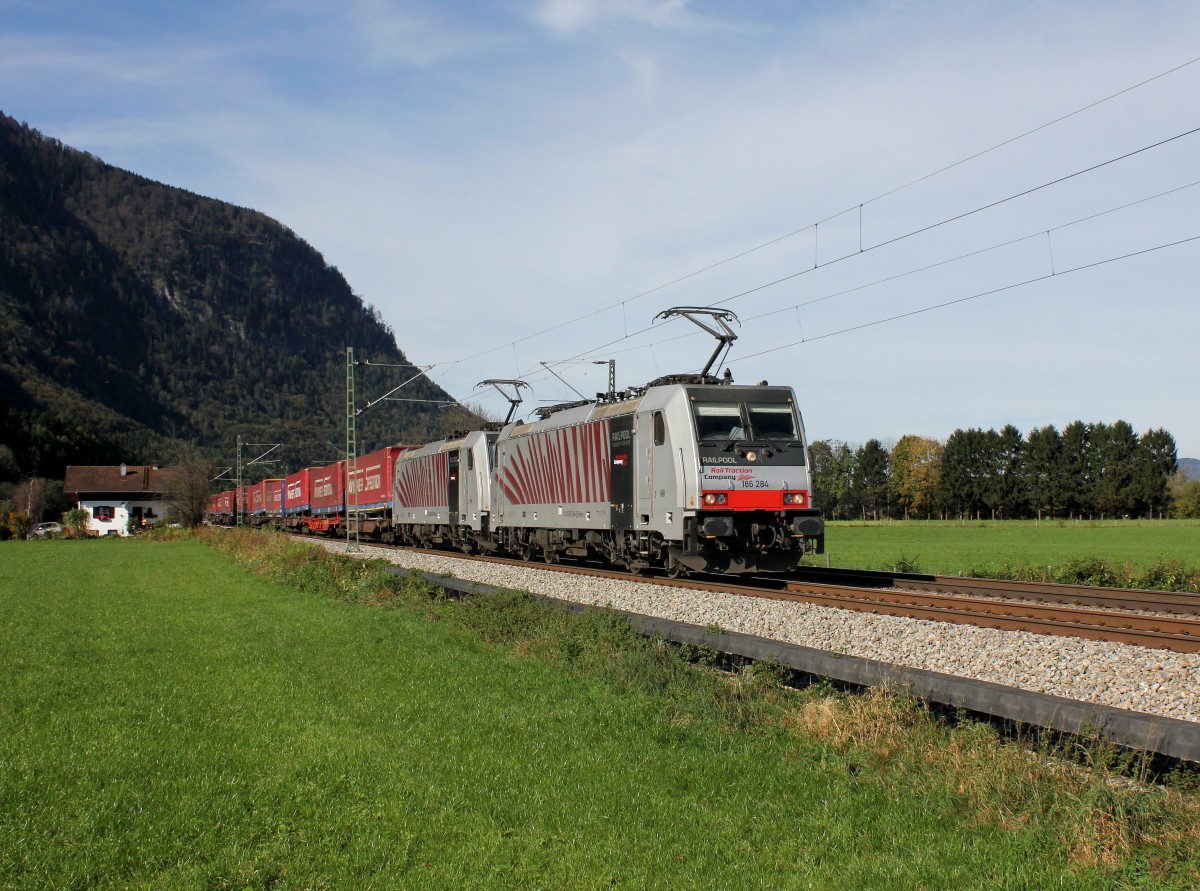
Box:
[4,0,1199,457]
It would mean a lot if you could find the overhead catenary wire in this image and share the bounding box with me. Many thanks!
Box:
[429,54,1200,374]
[729,234,1200,365]
[508,178,1200,386]
[743,179,1200,323]
[517,128,1200,384]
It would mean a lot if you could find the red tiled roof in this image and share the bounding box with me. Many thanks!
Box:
[63,465,179,497]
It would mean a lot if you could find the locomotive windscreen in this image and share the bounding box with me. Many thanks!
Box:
[692,398,802,449]
[693,404,744,441]
[746,404,799,441]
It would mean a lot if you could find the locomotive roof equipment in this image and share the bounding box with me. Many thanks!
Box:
[474,379,529,426]
[652,306,740,384]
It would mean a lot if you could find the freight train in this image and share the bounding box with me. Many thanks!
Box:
[207,308,825,576]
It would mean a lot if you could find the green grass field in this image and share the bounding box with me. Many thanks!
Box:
[1,536,1197,889]
[814,520,1200,586]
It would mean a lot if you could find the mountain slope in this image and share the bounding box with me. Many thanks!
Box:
[0,112,463,480]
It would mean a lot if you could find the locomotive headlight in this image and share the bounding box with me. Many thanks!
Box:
[745,451,758,462]
[703,493,729,506]
[784,492,807,506]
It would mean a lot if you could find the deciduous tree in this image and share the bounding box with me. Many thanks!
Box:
[165,448,213,528]
[889,435,943,519]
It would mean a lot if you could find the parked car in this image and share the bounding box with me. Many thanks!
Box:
[28,522,62,539]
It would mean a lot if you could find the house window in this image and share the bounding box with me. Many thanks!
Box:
[93,506,115,522]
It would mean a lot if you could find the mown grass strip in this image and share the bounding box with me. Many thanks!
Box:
[0,533,1197,889]
[811,520,1200,591]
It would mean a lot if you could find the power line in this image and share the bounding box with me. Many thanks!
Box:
[433,54,1200,372]
[729,234,1200,364]
[860,54,1200,207]
[503,179,1200,393]
[861,125,1200,254]
[523,128,1200,379]
[741,179,1200,323]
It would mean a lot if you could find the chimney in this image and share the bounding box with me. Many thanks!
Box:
[120,463,128,477]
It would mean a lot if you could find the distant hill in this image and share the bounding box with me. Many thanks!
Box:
[0,111,469,481]
[1180,458,1200,481]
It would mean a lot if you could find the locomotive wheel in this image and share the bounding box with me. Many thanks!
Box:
[520,545,534,562]
[542,549,557,565]
[666,563,687,579]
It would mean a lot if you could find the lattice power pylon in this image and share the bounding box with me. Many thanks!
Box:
[345,346,360,552]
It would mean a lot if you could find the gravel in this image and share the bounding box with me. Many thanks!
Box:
[314,540,1200,724]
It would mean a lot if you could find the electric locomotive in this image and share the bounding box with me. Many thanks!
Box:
[391,429,497,551]
[490,374,823,575]
[487,308,823,575]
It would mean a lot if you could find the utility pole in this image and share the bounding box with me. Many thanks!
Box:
[235,435,243,527]
[231,438,282,529]
[345,346,360,552]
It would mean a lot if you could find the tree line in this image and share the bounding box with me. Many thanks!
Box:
[810,421,1195,521]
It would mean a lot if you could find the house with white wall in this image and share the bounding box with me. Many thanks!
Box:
[63,464,177,536]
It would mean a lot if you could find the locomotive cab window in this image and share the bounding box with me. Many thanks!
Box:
[747,404,800,442]
[653,412,665,445]
[693,404,744,443]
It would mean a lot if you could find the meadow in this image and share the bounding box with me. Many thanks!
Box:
[813,520,1200,588]
[1,534,1197,889]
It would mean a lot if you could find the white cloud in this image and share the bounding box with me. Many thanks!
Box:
[344,0,509,69]
[532,0,693,34]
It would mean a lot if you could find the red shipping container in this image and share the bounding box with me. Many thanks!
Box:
[283,469,312,514]
[264,479,283,515]
[250,481,267,514]
[347,446,406,512]
[310,461,345,516]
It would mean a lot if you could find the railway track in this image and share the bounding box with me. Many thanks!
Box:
[791,565,1200,615]
[770,578,1200,653]
[332,538,1200,654]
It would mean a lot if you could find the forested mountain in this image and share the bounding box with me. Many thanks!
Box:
[0,111,466,482]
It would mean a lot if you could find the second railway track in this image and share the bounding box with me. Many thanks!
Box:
[792,565,1200,615]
